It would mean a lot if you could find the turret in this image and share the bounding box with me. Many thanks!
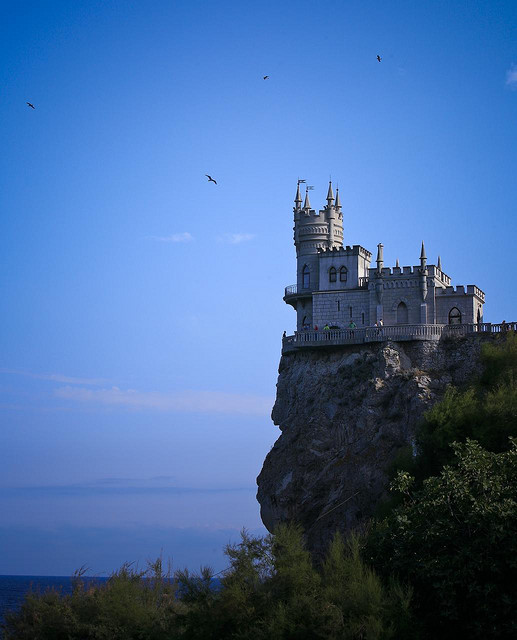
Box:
[419,242,428,313]
[292,180,344,304]
[292,181,343,258]
[294,183,302,212]
[376,243,384,273]
[335,187,342,211]
[420,241,427,270]
[326,181,334,206]
[303,187,311,211]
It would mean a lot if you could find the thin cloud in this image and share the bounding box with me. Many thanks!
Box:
[506,65,517,89]
[0,368,108,386]
[151,232,194,243]
[217,233,255,244]
[54,386,272,416]
[0,483,255,497]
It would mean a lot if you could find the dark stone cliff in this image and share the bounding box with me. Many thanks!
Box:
[256,334,493,555]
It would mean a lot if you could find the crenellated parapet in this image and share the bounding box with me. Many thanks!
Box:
[437,284,485,303]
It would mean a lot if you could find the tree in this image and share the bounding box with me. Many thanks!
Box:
[368,439,517,639]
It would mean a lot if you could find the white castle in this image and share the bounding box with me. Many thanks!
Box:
[284,181,485,334]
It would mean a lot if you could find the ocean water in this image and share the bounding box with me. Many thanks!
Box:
[0,575,108,625]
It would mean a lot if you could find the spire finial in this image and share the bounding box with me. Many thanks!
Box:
[326,180,334,205]
[437,255,442,271]
[303,187,311,210]
[396,257,400,268]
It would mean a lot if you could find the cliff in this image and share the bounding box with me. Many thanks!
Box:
[256,335,493,555]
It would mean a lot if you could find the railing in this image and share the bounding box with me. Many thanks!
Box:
[282,322,516,352]
[285,279,369,297]
[284,284,314,297]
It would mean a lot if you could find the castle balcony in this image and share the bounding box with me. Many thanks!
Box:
[283,284,314,306]
[281,322,514,354]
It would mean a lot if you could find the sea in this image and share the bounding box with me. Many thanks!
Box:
[0,575,108,626]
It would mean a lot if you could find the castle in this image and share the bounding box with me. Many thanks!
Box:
[284,181,485,333]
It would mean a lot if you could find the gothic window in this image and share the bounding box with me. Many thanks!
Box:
[361,312,365,325]
[302,265,310,289]
[396,301,408,324]
[329,267,337,283]
[339,266,347,283]
[349,306,353,318]
[449,307,462,325]
[477,308,481,324]
[337,300,340,312]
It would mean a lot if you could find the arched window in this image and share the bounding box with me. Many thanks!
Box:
[477,308,481,324]
[302,265,310,289]
[329,267,337,283]
[339,266,347,283]
[449,307,462,325]
[396,301,408,324]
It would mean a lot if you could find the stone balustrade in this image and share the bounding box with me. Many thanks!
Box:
[281,322,515,353]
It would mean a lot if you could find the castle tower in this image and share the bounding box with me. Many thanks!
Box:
[293,181,343,287]
[289,181,344,329]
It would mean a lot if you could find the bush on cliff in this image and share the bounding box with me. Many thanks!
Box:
[367,439,517,640]
[389,332,517,482]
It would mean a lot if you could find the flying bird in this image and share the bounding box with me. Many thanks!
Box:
[263,75,269,80]
[205,174,217,184]
[26,102,35,109]
[376,55,382,62]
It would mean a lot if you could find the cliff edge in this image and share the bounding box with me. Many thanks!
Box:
[256,335,492,554]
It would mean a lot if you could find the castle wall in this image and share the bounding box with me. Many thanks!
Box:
[296,298,314,331]
[313,289,370,328]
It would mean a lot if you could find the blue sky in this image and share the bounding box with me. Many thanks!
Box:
[1,0,516,575]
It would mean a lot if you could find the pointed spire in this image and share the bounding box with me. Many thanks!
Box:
[437,255,442,271]
[335,187,342,209]
[420,241,427,269]
[396,258,400,268]
[303,188,311,210]
[294,182,302,209]
[326,181,334,205]
[376,243,384,273]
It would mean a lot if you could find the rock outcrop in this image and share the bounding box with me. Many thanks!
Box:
[256,334,492,555]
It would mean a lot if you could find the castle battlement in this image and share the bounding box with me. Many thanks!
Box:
[317,244,371,259]
[436,285,485,302]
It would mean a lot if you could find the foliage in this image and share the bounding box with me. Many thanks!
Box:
[2,558,182,639]
[394,333,517,480]
[3,525,413,640]
[367,439,517,639]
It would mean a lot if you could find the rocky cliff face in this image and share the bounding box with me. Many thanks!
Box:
[256,335,491,555]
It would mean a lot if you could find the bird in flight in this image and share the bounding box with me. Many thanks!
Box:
[376,55,382,62]
[26,102,35,109]
[263,75,269,80]
[205,174,217,184]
